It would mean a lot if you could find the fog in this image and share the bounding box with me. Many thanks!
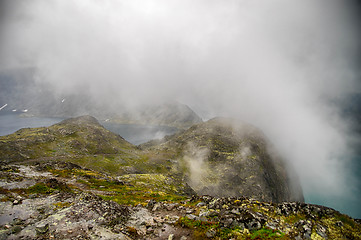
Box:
[1,0,360,216]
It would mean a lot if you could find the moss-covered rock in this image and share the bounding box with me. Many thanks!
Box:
[143,117,303,203]
[0,161,359,239]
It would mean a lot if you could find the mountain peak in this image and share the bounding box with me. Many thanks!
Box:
[146,117,303,203]
[58,115,100,126]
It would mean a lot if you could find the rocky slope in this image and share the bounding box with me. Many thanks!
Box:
[0,161,360,240]
[0,116,137,163]
[142,117,303,203]
[0,116,360,239]
[0,116,301,203]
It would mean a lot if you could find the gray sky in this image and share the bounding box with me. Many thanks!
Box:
[1,0,361,215]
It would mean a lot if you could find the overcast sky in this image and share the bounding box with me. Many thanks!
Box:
[1,0,361,216]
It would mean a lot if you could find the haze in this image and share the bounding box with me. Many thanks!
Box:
[1,0,360,217]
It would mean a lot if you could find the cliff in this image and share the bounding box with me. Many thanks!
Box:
[142,117,303,203]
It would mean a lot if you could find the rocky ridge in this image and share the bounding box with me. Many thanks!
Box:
[142,117,303,202]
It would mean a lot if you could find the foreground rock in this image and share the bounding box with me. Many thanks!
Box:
[0,162,360,239]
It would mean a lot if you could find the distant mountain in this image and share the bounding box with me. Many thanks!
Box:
[0,69,202,129]
[109,102,202,129]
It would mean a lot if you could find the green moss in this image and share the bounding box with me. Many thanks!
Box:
[53,201,72,210]
[249,227,285,239]
[178,216,279,240]
[0,186,10,194]
[27,183,53,194]
[336,213,356,228]
[283,213,306,225]
[320,216,361,240]
[78,176,186,206]
[177,216,219,238]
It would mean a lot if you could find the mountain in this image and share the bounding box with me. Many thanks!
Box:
[0,69,202,129]
[0,116,360,239]
[0,116,301,203]
[141,117,303,203]
[110,102,203,129]
[0,115,136,162]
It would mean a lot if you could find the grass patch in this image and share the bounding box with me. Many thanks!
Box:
[249,227,285,239]
[335,213,356,228]
[283,213,306,225]
[177,217,287,240]
[27,183,54,194]
[53,201,72,210]
[178,216,250,239]
[178,216,219,238]
[79,177,186,206]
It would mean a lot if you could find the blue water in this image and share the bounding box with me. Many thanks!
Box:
[0,111,63,136]
[102,122,178,145]
[305,155,361,219]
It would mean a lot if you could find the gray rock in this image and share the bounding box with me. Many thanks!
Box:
[335,221,343,227]
[316,224,328,239]
[231,209,240,215]
[205,229,216,238]
[185,214,198,220]
[185,208,194,214]
[0,231,9,240]
[196,202,206,207]
[224,218,233,228]
[199,216,208,222]
[11,226,22,234]
[247,220,261,231]
[35,223,49,235]
[152,203,162,211]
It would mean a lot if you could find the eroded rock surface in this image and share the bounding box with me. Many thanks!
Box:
[0,162,360,240]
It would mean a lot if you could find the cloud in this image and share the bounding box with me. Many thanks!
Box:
[1,0,360,214]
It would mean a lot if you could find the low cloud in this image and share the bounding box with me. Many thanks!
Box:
[183,142,210,192]
[1,0,360,215]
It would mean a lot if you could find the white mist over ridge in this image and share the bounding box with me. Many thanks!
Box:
[1,0,360,216]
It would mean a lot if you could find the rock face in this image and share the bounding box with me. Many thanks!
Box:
[144,117,304,203]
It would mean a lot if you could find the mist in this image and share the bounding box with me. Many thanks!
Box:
[1,0,360,216]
